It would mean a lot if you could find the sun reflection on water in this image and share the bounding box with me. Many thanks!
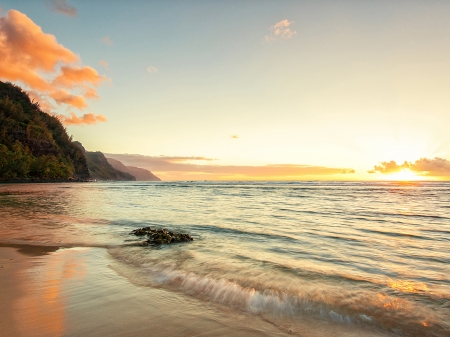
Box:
[387,279,428,293]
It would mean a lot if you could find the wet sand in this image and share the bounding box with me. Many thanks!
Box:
[0,245,294,337]
[0,244,393,337]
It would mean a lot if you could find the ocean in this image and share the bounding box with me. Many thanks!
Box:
[0,181,449,337]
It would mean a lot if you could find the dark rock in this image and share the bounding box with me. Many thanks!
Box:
[130,227,193,245]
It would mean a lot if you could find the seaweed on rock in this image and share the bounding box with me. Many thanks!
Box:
[130,227,193,245]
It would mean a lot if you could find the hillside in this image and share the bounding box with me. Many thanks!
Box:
[74,142,135,181]
[107,158,161,181]
[0,81,90,181]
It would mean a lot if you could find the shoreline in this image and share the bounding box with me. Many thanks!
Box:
[0,243,393,337]
[0,244,294,337]
[0,178,92,184]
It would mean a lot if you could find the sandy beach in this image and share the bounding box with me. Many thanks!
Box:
[1,243,396,337]
[0,244,298,337]
[2,182,447,337]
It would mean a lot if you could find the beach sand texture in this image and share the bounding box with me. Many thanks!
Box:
[0,244,392,337]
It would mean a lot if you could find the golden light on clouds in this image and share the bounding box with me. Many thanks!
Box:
[369,157,450,180]
[0,9,108,125]
[105,153,355,181]
[385,169,424,181]
[265,19,297,42]
[58,112,108,125]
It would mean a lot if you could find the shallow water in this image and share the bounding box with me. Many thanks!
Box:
[1,181,449,336]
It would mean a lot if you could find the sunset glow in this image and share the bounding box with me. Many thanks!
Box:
[0,1,449,180]
[385,169,423,181]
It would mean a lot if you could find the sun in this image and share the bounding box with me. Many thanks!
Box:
[386,168,423,181]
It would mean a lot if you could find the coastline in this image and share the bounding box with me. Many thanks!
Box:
[0,178,92,184]
[0,244,293,337]
[0,243,393,337]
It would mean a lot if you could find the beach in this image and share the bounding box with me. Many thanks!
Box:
[0,244,392,337]
[0,244,295,337]
[0,181,449,337]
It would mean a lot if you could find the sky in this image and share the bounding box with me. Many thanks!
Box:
[1,0,450,180]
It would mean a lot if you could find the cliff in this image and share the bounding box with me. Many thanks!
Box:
[107,158,161,181]
[73,142,135,181]
[0,81,90,181]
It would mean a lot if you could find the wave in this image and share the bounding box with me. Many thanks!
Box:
[108,247,449,337]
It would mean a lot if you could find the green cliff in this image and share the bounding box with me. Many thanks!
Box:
[0,81,90,181]
[106,157,160,181]
[74,142,135,181]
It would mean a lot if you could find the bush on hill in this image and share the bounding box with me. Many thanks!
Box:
[0,81,90,181]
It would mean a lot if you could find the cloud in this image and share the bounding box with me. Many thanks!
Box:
[105,153,355,181]
[47,0,77,17]
[231,135,239,139]
[368,160,408,174]
[99,60,109,70]
[49,89,87,109]
[102,36,113,45]
[58,112,107,125]
[265,19,297,42]
[147,66,158,73]
[368,157,450,176]
[53,65,105,88]
[0,9,108,125]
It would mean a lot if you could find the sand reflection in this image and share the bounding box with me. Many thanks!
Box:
[13,248,87,337]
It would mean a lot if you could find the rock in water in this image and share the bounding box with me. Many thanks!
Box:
[130,227,193,245]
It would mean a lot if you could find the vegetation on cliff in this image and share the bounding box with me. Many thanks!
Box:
[74,142,135,181]
[0,81,90,181]
[107,158,160,181]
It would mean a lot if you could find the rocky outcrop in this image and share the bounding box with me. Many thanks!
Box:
[131,227,193,245]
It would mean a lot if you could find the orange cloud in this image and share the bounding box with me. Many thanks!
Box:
[84,88,99,99]
[58,112,107,125]
[231,135,239,139]
[0,10,77,72]
[368,160,407,174]
[50,89,87,109]
[47,0,77,17]
[265,19,297,42]
[369,157,450,177]
[53,66,105,88]
[0,9,108,124]
[105,153,355,181]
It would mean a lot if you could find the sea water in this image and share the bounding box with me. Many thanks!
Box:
[0,181,449,336]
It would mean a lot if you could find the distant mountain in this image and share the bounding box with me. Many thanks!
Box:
[74,142,135,181]
[0,81,90,181]
[107,158,160,181]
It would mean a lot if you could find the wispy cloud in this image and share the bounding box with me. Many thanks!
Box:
[58,112,107,125]
[368,157,450,177]
[47,0,77,17]
[0,10,108,125]
[102,36,113,45]
[265,19,297,42]
[99,60,109,70]
[231,135,239,139]
[105,153,354,181]
[147,66,158,73]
